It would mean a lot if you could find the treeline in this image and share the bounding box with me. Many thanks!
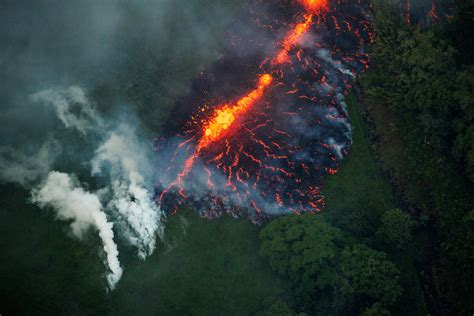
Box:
[257,211,415,315]
[256,1,474,315]
[360,0,474,314]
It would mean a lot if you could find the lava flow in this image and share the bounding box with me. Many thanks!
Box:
[273,0,329,65]
[156,0,373,222]
[174,0,327,190]
[176,73,273,193]
[197,73,273,152]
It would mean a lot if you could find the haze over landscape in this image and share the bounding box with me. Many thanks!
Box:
[1,0,473,315]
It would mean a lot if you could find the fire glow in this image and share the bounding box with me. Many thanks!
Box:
[156,0,373,222]
[197,73,273,152]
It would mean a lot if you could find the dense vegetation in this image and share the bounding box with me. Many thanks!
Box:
[362,0,474,313]
[258,1,474,314]
[259,96,424,315]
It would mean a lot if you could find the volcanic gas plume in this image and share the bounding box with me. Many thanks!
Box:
[156,0,373,222]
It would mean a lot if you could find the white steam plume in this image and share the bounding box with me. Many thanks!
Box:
[32,171,123,288]
[0,85,166,288]
[32,86,164,259]
[92,128,163,259]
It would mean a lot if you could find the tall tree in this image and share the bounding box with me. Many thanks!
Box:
[339,244,402,307]
[260,213,345,290]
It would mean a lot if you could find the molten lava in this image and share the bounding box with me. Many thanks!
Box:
[157,0,374,222]
[272,0,327,64]
[174,74,273,195]
[299,0,329,12]
[197,74,273,152]
[274,14,314,65]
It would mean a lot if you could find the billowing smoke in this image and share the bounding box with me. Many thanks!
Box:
[32,171,123,288]
[0,0,248,290]
[92,128,163,259]
[0,85,164,288]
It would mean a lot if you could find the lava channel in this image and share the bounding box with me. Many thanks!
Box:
[155,0,373,223]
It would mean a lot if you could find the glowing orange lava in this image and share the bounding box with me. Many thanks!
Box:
[172,0,330,200]
[272,0,327,64]
[299,0,329,13]
[176,74,273,189]
[274,14,314,64]
[196,73,273,151]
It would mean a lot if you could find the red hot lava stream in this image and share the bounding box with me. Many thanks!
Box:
[157,0,373,221]
[177,73,273,194]
[175,0,328,195]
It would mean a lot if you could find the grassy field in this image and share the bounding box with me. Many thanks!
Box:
[0,185,284,315]
[110,209,284,315]
[323,94,395,239]
[0,185,110,315]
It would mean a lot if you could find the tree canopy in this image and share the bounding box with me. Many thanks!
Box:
[377,208,415,249]
[260,214,402,314]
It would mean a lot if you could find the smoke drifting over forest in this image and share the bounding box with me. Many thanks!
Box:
[0,0,451,288]
[0,0,234,287]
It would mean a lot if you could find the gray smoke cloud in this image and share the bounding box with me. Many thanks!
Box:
[31,86,104,135]
[0,0,241,134]
[0,139,60,187]
[32,171,123,288]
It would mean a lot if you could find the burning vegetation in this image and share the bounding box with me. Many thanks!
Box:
[156,0,373,222]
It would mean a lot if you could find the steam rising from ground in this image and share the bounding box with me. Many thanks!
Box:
[92,129,163,259]
[0,0,246,290]
[32,171,123,288]
[0,86,164,288]
[32,86,104,135]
